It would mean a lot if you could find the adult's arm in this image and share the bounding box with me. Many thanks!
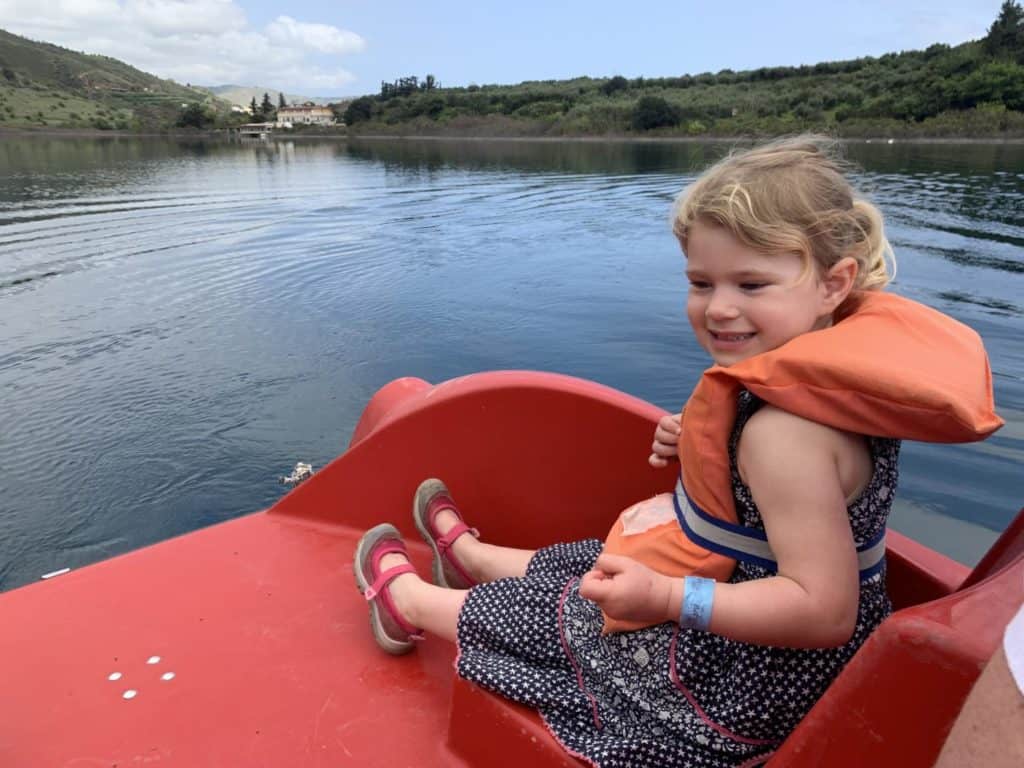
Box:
[934,601,1024,768]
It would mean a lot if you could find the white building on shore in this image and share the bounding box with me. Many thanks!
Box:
[276,103,337,128]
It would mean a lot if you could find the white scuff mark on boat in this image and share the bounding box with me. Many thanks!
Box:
[279,462,313,486]
[123,690,137,700]
[108,672,122,681]
[41,567,71,579]
[147,656,161,665]
[161,672,175,681]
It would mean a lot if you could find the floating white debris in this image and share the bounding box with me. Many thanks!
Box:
[161,672,175,681]
[147,656,161,665]
[279,462,314,486]
[123,690,137,700]
[108,672,122,681]
[41,567,71,580]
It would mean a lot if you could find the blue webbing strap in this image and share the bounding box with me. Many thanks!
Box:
[672,475,887,580]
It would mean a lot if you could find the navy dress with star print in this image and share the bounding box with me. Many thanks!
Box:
[455,391,898,768]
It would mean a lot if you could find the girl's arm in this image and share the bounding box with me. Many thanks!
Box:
[582,406,866,648]
[692,405,862,647]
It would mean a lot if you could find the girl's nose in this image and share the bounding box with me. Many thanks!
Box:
[705,291,741,320]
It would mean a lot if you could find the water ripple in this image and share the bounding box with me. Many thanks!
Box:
[0,138,1021,591]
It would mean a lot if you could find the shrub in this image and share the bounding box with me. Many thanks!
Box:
[600,75,629,96]
[632,96,681,130]
[175,103,211,128]
[343,96,375,124]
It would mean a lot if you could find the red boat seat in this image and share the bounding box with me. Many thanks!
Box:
[770,507,1024,767]
[329,373,1024,768]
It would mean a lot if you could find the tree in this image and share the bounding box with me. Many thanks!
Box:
[985,1,1024,60]
[260,92,274,120]
[278,92,287,108]
[177,103,212,129]
[418,94,445,118]
[632,96,680,130]
[344,96,375,124]
[249,96,258,118]
[960,60,1024,110]
[381,76,420,99]
[600,75,629,96]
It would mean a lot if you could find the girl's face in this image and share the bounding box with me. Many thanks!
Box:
[685,222,836,367]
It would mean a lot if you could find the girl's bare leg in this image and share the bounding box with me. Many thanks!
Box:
[380,552,465,642]
[434,507,535,582]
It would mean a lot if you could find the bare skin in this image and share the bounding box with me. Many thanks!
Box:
[379,224,870,649]
[934,644,1024,768]
[648,412,681,468]
[382,397,871,650]
[380,508,536,642]
[582,229,871,648]
[581,405,871,648]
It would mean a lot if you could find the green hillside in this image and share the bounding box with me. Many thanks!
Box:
[2,2,1023,137]
[346,2,1024,138]
[0,27,225,130]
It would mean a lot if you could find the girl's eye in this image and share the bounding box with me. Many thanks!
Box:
[689,280,711,290]
[740,282,767,291]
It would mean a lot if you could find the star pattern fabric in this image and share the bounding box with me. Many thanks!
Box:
[457,392,898,767]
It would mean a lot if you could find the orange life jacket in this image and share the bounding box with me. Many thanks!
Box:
[602,291,1003,633]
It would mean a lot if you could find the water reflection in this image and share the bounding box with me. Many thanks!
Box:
[346,137,721,175]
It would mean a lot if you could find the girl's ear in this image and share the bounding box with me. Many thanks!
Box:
[820,256,858,313]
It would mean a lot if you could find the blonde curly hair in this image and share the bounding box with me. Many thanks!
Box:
[672,135,895,293]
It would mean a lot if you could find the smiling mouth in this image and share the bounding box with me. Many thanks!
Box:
[709,331,755,342]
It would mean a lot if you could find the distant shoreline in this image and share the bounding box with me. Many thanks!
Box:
[345,133,1024,146]
[3,126,1024,145]
[0,126,220,139]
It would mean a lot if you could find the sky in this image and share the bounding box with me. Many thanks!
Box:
[0,0,1003,98]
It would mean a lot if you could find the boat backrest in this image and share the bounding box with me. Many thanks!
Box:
[770,507,1024,767]
[959,507,1024,590]
[281,373,1022,768]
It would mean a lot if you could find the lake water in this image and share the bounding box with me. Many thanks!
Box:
[0,136,1021,592]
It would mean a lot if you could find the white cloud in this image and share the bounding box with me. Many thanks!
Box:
[266,15,365,55]
[0,0,122,34]
[0,0,365,92]
[125,0,247,36]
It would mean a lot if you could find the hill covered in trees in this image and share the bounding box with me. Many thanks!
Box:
[345,2,1024,139]
[2,2,1022,137]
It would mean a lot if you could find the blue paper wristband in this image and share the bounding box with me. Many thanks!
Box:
[680,576,715,631]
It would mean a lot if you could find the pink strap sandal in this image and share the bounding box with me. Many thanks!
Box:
[413,479,480,590]
[353,523,424,655]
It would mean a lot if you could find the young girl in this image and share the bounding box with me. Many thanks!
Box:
[353,136,996,767]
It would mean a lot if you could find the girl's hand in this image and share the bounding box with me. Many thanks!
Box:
[648,413,682,468]
[579,554,678,624]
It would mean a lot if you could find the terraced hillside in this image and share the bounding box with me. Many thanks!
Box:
[0,28,224,130]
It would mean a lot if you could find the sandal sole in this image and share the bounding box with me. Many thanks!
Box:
[353,523,416,656]
[412,479,459,589]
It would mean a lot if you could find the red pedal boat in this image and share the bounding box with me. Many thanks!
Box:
[1,371,1021,767]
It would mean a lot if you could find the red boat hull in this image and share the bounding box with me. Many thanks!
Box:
[1,371,1020,767]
